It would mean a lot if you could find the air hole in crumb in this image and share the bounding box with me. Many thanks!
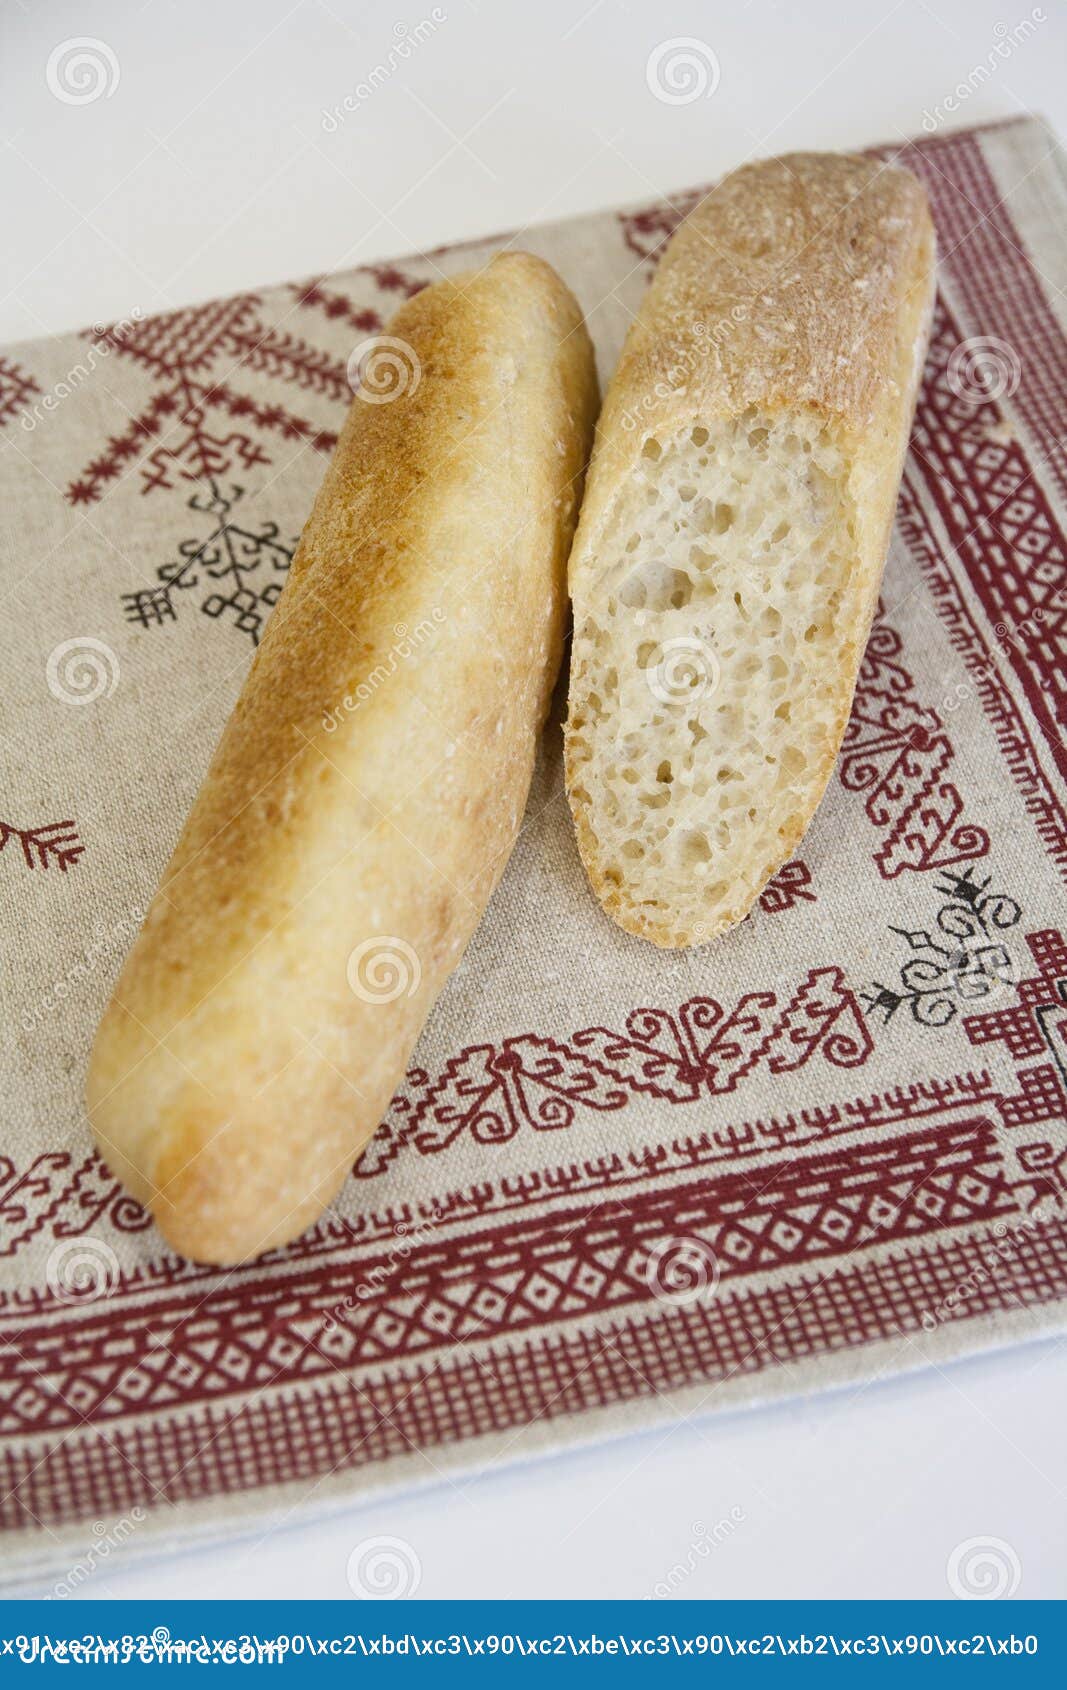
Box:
[679,830,712,866]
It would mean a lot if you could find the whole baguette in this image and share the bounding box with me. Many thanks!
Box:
[88,253,598,1265]
[564,152,936,947]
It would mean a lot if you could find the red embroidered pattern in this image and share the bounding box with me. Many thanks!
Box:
[4,1218,1065,1532]
[965,930,1067,1153]
[0,1114,1019,1443]
[0,1153,151,1260]
[66,297,344,505]
[291,257,427,331]
[840,616,989,876]
[619,186,710,266]
[907,296,1067,786]
[758,859,815,913]
[360,965,872,1178]
[0,817,83,873]
[889,124,1067,512]
[0,357,40,429]
[896,476,1067,878]
[0,1069,1000,1267]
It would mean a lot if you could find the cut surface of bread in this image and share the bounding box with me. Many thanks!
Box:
[567,408,853,944]
[565,152,936,948]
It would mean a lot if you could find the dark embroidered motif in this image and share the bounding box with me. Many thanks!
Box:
[907,289,1067,788]
[0,817,83,872]
[863,866,1022,1028]
[895,476,1067,881]
[0,1151,151,1258]
[965,928,1067,1126]
[66,297,344,505]
[841,616,990,877]
[757,859,815,914]
[0,1116,1046,1431]
[0,357,41,429]
[290,259,427,335]
[121,481,297,645]
[291,278,384,335]
[359,965,873,1176]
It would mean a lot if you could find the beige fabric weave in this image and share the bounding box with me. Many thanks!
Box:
[1,114,1066,1583]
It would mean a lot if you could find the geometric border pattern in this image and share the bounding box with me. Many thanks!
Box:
[4,1214,1065,1532]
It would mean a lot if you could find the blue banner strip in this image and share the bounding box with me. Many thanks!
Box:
[0,1601,1063,1682]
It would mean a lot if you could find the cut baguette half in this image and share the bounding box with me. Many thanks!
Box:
[564,152,936,948]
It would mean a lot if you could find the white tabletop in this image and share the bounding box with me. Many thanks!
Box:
[3,0,1066,1600]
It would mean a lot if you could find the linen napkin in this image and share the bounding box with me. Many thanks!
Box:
[1,113,1066,1582]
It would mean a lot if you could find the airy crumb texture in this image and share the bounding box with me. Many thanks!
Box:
[567,410,854,947]
[564,152,937,950]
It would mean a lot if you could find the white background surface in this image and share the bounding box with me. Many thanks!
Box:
[3,0,1067,1600]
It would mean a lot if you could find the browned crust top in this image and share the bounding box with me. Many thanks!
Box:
[606,152,934,448]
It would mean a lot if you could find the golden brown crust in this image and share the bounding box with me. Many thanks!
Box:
[87,253,599,1264]
[565,152,936,948]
